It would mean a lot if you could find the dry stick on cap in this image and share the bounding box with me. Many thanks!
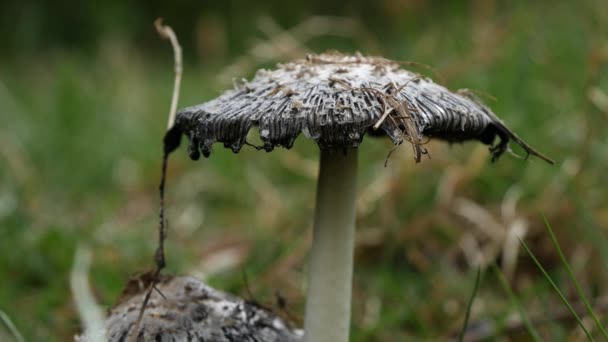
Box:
[127,18,182,342]
[171,52,554,342]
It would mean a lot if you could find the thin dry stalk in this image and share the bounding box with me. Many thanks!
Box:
[128,19,183,342]
[154,18,183,129]
[372,77,421,129]
[71,245,105,342]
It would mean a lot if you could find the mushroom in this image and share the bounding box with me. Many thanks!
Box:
[76,274,303,342]
[164,52,553,342]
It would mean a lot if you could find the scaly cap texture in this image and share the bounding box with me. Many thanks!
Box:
[172,52,552,163]
[76,275,302,342]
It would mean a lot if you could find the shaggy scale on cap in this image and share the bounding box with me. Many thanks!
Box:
[76,275,302,342]
[172,51,552,163]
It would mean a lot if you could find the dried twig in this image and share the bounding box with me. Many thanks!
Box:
[372,77,421,130]
[155,18,183,129]
[71,245,105,342]
[128,18,183,342]
[330,77,427,162]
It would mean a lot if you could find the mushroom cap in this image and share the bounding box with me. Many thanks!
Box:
[76,275,302,342]
[172,51,552,163]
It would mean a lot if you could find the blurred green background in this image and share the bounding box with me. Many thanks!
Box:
[1,0,607,340]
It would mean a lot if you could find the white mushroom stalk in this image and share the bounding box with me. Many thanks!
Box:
[304,149,358,342]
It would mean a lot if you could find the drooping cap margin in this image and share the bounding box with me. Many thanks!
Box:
[170,52,553,164]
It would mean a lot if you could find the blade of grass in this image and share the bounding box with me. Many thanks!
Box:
[543,216,608,339]
[459,266,482,342]
[519,237,595,341]
[0,309,25,342]
[492,264,542,342]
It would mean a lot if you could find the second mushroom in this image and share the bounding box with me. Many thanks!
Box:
[166,52,553,342]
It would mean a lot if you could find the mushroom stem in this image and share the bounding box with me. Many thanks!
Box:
[304,149,358,342]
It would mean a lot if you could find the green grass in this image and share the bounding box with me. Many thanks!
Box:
[517,217,608,340]
[493,264,542,341]
[544,216,608,339]
[458,267,482,342]
[519,237,594,340]
[1,1,607,341]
